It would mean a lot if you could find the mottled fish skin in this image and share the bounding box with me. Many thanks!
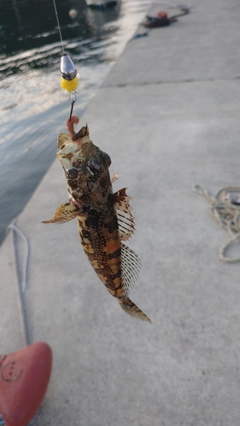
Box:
[43,115,151,323]
[57,125,112,212]
[77,206,122,298]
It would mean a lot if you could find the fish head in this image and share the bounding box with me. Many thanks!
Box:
[57,126,112,211]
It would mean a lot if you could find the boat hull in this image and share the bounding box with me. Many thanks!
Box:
[86,0,118,7]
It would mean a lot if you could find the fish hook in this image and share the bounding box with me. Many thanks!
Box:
[69,92,77,120]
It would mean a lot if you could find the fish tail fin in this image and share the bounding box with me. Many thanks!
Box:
[119,296,151,323]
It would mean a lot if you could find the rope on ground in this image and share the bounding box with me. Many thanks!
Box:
[7,220,30,346]
[192,185,240,263]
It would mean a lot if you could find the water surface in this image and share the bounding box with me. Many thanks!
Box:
[0,0,150,245]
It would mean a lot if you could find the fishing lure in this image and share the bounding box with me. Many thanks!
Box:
[60,53,79,93]
[43,115,151,322]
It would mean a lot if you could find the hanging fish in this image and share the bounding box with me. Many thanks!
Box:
[43,115,151,322]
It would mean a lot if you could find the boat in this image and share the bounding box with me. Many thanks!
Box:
[142,6,190,28]
[85,0,119,8]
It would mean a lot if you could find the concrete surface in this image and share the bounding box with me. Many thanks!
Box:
[1,0,240,425]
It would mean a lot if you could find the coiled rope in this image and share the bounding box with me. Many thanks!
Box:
[192,185,240,263]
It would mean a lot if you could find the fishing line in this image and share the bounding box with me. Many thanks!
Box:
[52,0,80,119]
[52,0,65,54]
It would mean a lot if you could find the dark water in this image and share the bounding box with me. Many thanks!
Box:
[0,0,150,246]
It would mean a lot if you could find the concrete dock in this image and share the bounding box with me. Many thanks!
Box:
[1,0,240,425]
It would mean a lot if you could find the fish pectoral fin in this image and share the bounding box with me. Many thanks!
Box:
[42,203,80,224]
[111,173,121,183]
[113,188,135,241]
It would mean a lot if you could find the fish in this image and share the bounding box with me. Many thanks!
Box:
[43,115,151,322]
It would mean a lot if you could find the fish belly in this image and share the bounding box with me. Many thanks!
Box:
[77,212,124,299]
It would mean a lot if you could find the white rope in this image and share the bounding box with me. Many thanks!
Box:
[7,220,30,346]
[192,185,240,263]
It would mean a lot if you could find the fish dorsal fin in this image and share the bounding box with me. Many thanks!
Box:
[121,243,141,296]
[113,188,135,241]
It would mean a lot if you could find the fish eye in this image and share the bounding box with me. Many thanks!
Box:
[102,152,111,167]
[67,168,79,179]
[86,160,101,176]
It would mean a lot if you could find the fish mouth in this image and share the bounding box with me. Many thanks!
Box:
[57,146,80,173]
[57,133,80,163]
